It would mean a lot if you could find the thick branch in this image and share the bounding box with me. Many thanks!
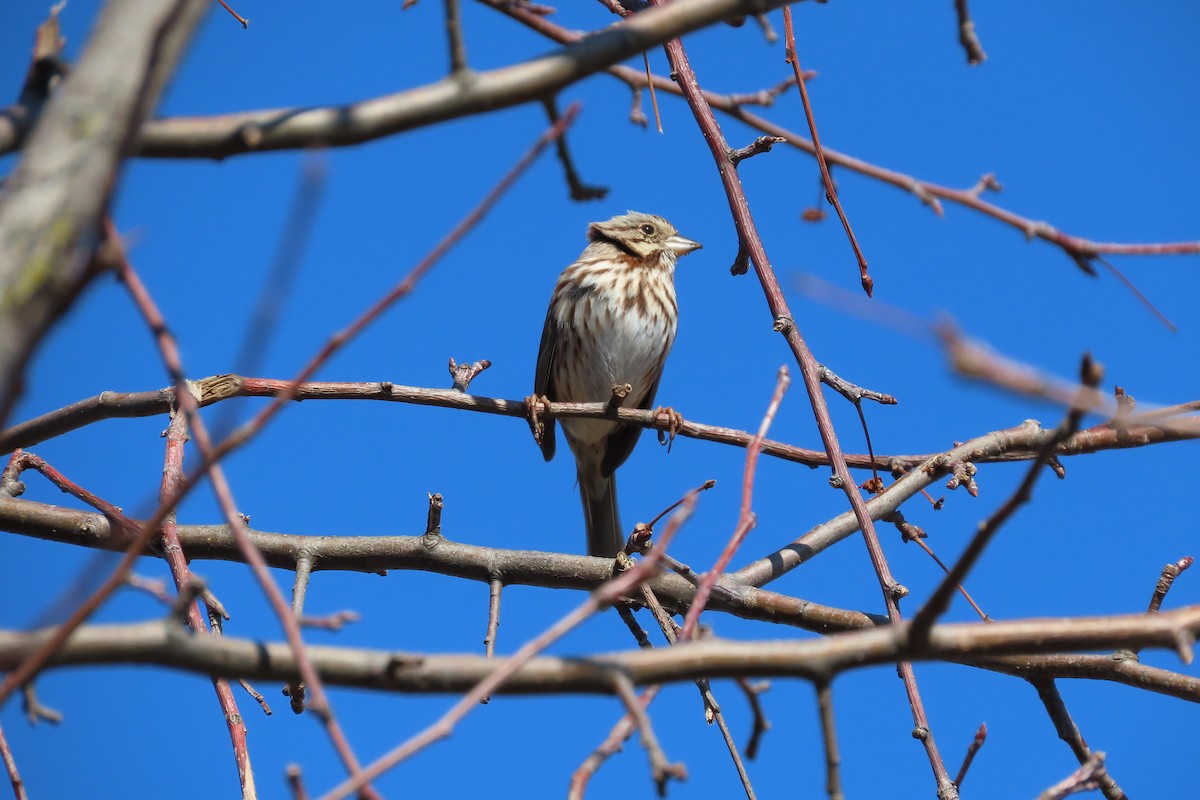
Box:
[0,0,209,422]
[3,610,1198,695]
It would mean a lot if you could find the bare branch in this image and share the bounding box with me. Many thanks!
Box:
[953,0,987,65]
[5,607,1200,695]
[0,0,210,422]
[0,0,799,161]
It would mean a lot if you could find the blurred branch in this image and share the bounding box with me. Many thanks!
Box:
[953,0,987,65]
[0,0,210,423]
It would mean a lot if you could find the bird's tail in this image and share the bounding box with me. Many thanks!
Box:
[580,472,623,558]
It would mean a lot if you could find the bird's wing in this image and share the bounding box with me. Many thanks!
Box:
[532,308,558,462]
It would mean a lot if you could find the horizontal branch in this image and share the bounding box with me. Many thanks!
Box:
[2,492,1196,700]
[3,375,1196,469]
[0,494,877,635]
[3,609,1197,697]
[0,0,797,159]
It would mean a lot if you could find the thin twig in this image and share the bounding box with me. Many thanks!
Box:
[679,367,789,638]
[215,155,328,436]
[1147,557,1193,615]
[5,375,1197,472]
[909,355,1101,646]
[570,686,664,799]
[286,764,309,800]
[1031,679,1127,800]
[782,8,871,295]
[317,486,704,800]
[611,672,686,792]
[637,584,756,798]
[0,722,28,800]
[480,576,504,704]
[156,407,257,790]
[287,551,315,713]
[953,723,986,788]
[736,679,771,759]
[113,227,374,796]
[953,0,986,65]
[815,681,843,800]
[217,0,249,28]
[1036,752,1108,800]
[445,0,468,74]
[482,0,1200,268]
[541,98,608,200]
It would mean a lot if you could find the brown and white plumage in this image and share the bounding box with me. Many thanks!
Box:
[534,212,701,557]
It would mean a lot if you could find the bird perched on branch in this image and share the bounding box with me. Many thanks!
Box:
[532,212,701,557]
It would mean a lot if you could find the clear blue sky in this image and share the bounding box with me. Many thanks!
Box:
[1,2,1198,798]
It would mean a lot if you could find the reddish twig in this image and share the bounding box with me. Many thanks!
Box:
[0,451,155,706]
[217,0,248,28]
[157,408,257,792]
[892,514,989,621]
[8,111,579,781]
[5,376,1198,473]
[570,684,663,798]
[647,5,957,792]
[114,227,363,795]
[953,723,986,788]
[0,721,28,800]
[679,366,789,638]
[781,8,871,295]
[482,0,1200,268]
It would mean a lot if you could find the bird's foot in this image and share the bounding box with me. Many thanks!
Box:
[524,393,552,444]
[651,405,683,451]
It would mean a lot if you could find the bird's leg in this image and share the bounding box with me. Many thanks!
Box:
[651,405,684,451]
[523,393,552,444]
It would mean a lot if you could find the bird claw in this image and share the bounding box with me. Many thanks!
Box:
[524,394,552,444]
[652,406,683,451]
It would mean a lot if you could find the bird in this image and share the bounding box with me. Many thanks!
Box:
[532,211,701,557]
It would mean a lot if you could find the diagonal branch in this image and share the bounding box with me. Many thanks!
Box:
[0,0,210,423]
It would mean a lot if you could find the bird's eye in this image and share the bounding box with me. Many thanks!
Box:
[640,224,655,235]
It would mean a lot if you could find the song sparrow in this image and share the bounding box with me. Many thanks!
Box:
[533,212,701,557]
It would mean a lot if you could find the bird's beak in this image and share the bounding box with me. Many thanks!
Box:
[666,234,702,256]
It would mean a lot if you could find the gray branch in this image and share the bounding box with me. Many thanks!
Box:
[1,0,794,160]
[0,0,210,421]
[1,611,1198,696]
